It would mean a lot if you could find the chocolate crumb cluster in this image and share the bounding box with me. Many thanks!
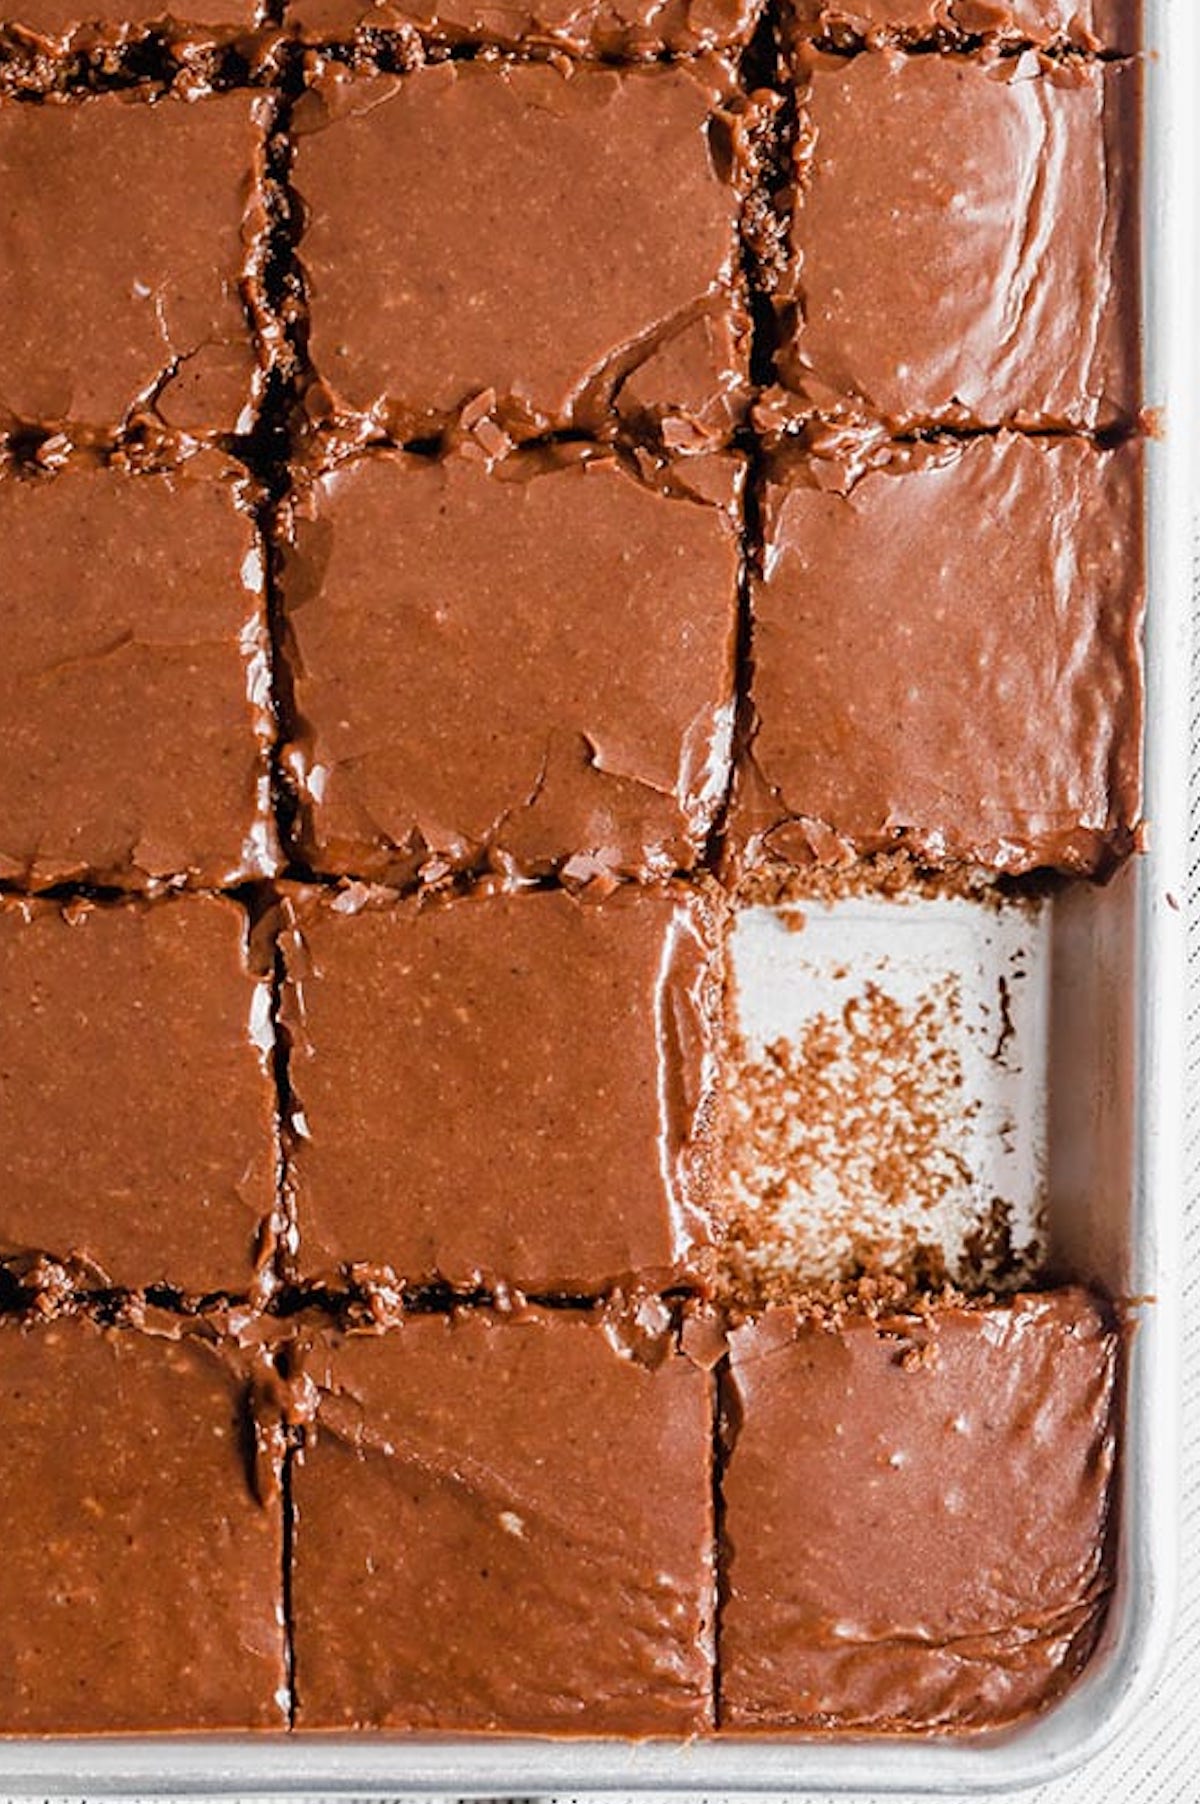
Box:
[0,0,1141,1742]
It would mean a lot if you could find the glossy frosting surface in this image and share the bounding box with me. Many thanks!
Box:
[291,1307,715,1732]
[0,1313,286,1732]
[0,894,278,1292]
[2,0,257,42]
[286,0,758,52]
[0,92,266,437]
[720,1290,1119,1730]
[0,461,275,889]
[281,448,741,884]
[733,432,1144,874]
[293,60,749,442]
[280,885,720,1291]
[787,0,1139,47]
[777,52,1139,430]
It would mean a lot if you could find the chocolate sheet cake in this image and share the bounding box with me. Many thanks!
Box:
[0,456,276,889]
[0,893,279,1293]
[289,1305,715,1732]
[291,58,753,448]
[278,883,722,1292]
[773,49,1139,431]
[729,432,1144,876]
[278,446,742,883]
[0,1312,287,1731]
[720,1290,1120,1730]
[0,0,1145,1747]
[0,91,271,436]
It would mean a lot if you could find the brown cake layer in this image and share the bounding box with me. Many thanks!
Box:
[0,894,279,1294]
[292,59,753,447]
[290,1305,715,1733]
[279,446,742,885]
[719,1288,1120,1731]
[0,1312,287,1732]
[729,431,1144,877]
[279,883,723,1292]
[0,456,276,890]
[775,50,1139,431]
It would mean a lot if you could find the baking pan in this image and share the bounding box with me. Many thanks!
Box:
[2,0,1195,1791]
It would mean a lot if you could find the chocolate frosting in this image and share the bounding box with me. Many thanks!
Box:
[280,446,741,885]
[292,59,751,444]
[0,458,276,889]
[0,91,269,438]
[0,0,1143,1745]
[280,884,722,1292]
[0,894,279,1295]
[0,1312,286,1731]
[731,432,1144,876]
[788,0,1139,47]
[1,0,257,50]
[290,1306,715,1733]
[720,1289,1119,1731]
[777,51,1140,431]
[286,0,760,53]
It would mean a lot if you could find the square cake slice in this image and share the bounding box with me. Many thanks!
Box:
[0,1313,286,1732]
[0,458,276,889]
[730,432,1144,877]
[719,1289,1120,1731]
[785,0,1138,49]
[290,1306,715,1732]
[0,91,270,438]
[775,51,1139,430]
[279,447,740,884]
[280,884,722,1291]
[0,894,279,1295]
[292,59,750,444]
